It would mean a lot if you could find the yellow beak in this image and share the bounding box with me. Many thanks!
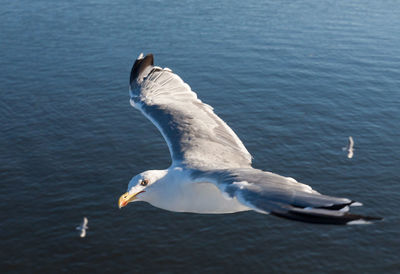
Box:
[118,191,145,208]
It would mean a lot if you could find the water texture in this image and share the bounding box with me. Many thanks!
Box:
[1,0,399,273]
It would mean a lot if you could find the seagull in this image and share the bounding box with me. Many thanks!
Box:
[345,136,354,159]
[118,53,381,225]
[76,217,88,238]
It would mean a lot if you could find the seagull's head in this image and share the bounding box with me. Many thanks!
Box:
[118,169,168,208]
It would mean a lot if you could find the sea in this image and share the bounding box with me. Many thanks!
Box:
[1,0,399,273]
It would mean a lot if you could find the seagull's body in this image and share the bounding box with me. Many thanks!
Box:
[118,54,380,225]
[134,168,249,214]
[76,217,88,238]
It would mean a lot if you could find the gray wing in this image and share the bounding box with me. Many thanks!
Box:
[348,136,354,149]
[80,229,86,238]
[82,217,88,228]
[129,54,252,169]
[192,168,381,225]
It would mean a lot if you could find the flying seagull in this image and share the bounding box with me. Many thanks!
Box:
[118,53,381,225]
[76,217,88,238]
[345,136,354,159]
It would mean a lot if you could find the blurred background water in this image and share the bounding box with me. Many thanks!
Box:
[1,0,399,273]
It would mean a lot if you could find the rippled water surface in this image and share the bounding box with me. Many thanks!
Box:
[1,0,400,273]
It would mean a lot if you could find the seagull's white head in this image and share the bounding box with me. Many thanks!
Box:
[118,169,167,208]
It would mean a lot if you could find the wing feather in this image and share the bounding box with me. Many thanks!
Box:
[191,168,381,225]
[129,54,252,169]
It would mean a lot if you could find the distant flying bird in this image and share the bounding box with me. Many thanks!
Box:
[76,217,88,238]
[118,53,381,225]
[344,136,354,159]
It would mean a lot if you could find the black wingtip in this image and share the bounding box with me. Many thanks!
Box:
[271,208,383,225]
[130,53,154,85]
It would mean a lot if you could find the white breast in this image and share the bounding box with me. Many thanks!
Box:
[141,168,250,214]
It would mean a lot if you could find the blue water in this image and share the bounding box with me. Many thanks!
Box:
[1,0,400,272]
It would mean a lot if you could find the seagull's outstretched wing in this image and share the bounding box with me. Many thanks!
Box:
[129,54,252,169]
[348,136,354,149]
[192,168,381,225]
[80,229,86,238]
[82,217,88,228]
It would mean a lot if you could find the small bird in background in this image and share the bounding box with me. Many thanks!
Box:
[76,217,88,238]
[344,136,354,159]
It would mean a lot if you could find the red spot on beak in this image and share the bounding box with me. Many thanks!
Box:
[119,200,128,208]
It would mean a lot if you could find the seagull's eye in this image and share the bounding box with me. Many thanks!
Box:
[141,179,149,186]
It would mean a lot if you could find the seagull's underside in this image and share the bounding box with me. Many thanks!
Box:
[118,53,381,225]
